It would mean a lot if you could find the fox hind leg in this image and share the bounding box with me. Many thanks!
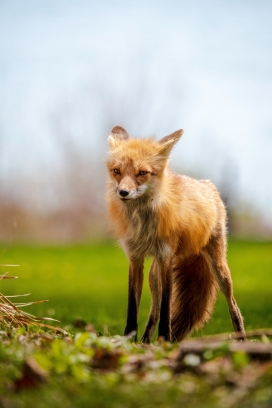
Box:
[211,258,245,339]
[141,260,162,343]
[141,259,172,343]
[207,236,246,339]
[158,262,172,341]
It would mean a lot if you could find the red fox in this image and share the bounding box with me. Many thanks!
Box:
[106,125,245,343]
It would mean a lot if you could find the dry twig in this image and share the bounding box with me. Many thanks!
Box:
[0,266,66,334]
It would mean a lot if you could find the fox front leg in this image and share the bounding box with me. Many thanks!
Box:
[124,258,144,341]
[142,259,172,343]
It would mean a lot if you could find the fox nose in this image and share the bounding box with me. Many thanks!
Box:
[119,189,129,197]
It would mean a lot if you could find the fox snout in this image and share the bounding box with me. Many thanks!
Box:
[119,189,129,198]
[117,185,137,200]
[116,176,148,200]
[116,175,138,200]
[117,184,147,200]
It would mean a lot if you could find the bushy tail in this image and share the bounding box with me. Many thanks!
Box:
[171,253,218,341]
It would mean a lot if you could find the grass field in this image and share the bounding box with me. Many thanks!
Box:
[1,239,272,338]
[1,239,272,408]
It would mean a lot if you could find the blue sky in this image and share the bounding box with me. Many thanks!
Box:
[0,0,272,218]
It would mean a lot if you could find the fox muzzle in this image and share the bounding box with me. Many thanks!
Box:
[119,189,130,198]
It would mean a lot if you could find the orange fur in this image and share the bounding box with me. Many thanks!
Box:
[171,253,218,340]
[106,126,245,342]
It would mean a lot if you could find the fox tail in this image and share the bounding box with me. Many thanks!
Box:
[171,253,218,341]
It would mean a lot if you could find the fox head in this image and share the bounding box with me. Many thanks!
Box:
[107,126,184,201]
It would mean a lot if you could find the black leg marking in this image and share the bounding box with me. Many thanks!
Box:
[158,280,172,341]
[233,316,243,332]
[124,287,138,339]
[141,319,154,343]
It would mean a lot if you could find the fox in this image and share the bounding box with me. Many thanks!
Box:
[106,125,245,343]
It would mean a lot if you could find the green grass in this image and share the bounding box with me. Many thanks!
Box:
[1,239,272,337]
[1,239,272,408]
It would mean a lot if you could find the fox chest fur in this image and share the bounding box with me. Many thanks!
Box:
[121,199,170,260]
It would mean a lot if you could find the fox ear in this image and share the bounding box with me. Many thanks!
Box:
[158,129,184,156]
[108,126,129,148]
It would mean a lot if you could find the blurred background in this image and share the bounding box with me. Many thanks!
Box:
[1,0,272,243]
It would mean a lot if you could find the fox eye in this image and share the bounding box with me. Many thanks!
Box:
[138,170,148,176]
[113,169,120,174]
